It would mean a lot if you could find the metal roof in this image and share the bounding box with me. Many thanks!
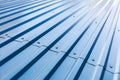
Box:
[0,0,120,80]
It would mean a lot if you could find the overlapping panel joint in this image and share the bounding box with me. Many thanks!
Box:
[0,0,120,80]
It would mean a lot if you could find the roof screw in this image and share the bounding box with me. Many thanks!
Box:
[55,47,58,49]
[92,59,95,61]
[73,16,75,17]
[73,53,76,55]
[21,38,24,40]
[5,34,8,36]
[109,66,113,68]
[37,42,40,44]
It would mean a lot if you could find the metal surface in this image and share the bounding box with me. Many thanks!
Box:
[0,0,120,80]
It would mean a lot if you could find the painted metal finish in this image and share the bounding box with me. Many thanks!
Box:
[0,0,120,80]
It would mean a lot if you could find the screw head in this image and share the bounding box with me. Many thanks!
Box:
[55,47,58,49]
[5,34,8,36]
[73,53,76,55]
[109,66,113,68]
[21,38,24,40]
[37,42,40,44]
[92,59,95,61]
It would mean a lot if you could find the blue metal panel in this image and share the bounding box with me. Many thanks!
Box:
[0,0,120,80]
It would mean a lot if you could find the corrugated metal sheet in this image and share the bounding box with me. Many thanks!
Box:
[0,0,120,80]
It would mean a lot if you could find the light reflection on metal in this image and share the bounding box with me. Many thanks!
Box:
[0,0,120,80]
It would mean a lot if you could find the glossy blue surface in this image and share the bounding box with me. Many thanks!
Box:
[0,0,120,80]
